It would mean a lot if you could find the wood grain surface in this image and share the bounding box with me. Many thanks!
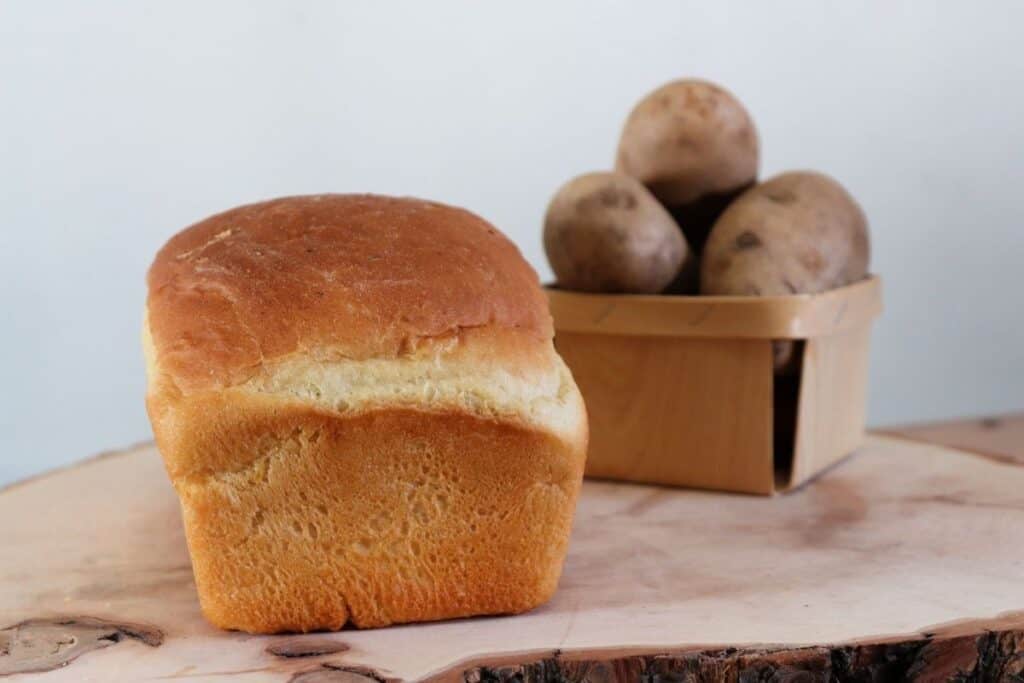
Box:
[1,418,1022,682]
[882,412,1024,465]
[558,333,776,493]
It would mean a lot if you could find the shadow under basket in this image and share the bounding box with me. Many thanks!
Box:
[546,276,883,495]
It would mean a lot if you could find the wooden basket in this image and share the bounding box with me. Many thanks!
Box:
[547,276,883,494]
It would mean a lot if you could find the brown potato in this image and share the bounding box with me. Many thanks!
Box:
[544,171,691,294]
[615,79,759,253]
[701,171,870,372]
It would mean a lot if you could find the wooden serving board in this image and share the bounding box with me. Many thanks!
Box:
[2,419,1024,681]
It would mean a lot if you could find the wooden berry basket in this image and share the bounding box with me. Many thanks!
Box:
[546,275,882,494]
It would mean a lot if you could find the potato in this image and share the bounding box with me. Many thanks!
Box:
[544,171,691,294]
[701,171,870,372]
[615,79,759,253]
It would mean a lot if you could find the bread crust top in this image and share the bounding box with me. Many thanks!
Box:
[146,194,554,392]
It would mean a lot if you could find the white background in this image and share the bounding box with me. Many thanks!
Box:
[2,2,1022,484]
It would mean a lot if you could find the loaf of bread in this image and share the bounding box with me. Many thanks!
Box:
[143,194,588,633]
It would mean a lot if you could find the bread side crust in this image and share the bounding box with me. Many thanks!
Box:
[152,388,586,632]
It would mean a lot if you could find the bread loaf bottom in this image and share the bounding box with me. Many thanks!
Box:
[168,393,584,633]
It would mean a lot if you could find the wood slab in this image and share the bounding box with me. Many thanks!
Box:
[2,430,1023,681]
[882,412,1024,465]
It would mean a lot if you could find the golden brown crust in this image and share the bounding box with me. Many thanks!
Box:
[145,194,588,632]
[147,194,552,391]
[150,389,586,633]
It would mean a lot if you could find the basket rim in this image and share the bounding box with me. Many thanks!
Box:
[545,274,882,339]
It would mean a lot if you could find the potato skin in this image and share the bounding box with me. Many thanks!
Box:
[544,172,690,294]
[701,171,870,371]
[615,79,759,252]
